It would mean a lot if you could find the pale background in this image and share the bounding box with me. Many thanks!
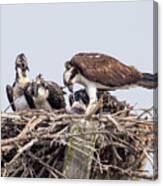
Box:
[0,0,156,111]
[0,0,162,186]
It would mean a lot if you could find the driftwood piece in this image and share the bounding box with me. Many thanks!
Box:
[63,98,103,178]
[63,119,98,179]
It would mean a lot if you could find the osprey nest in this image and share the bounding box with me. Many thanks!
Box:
[1,97,157,180]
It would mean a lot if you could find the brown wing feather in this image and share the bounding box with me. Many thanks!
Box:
[47,81,66,109]
[70,53,143,87]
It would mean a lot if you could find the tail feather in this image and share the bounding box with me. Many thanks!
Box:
[137,73,158,89]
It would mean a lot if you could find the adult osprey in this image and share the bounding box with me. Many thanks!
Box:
[6,53,35,111]
[63,53,158,114]
[25,74,66,111]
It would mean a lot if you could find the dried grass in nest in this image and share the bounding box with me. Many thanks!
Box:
[1,102,157,179]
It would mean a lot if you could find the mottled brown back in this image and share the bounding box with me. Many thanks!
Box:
[47,81,66,109]
[70,53,142,87]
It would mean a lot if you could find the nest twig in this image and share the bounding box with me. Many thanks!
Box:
[1,104,157,179]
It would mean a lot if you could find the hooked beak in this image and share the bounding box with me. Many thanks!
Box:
[26,66,29,71]
[16,53,29,71]
[67,84,73,93]
[63,74,73,93]
[22,68,29,77]
[22,62,29,73]
[16,62,29,77]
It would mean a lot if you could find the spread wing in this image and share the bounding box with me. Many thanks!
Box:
[47,81,66,109]
[70,53,142,87]
[6,85,16,111]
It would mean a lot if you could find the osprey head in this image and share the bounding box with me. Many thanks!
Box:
[69,89,89,114]
[69,89,89,106]
[31,74,49,99]
[15,53,29,77]
[63,61,79,93]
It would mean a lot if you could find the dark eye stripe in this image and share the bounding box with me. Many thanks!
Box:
[70,68,78,80]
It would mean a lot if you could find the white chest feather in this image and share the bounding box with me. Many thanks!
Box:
[17,68,30,87]
[34,98,52,110]
[14,95,29,111]
[18,77,30,88]
[76,73,107,89]
[34,88,51,110]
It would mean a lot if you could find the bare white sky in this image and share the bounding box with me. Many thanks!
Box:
[0,0,155,111]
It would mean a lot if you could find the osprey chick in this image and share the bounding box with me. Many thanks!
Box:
[69,89,89,114]
[63,53,158,115]
[69,89,128,114]
[6,53,35,111]
[25,74,66,111]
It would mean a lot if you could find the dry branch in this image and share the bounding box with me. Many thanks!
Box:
[1,102,157,179]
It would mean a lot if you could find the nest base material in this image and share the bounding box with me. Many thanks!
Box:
[1,104,157,179]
